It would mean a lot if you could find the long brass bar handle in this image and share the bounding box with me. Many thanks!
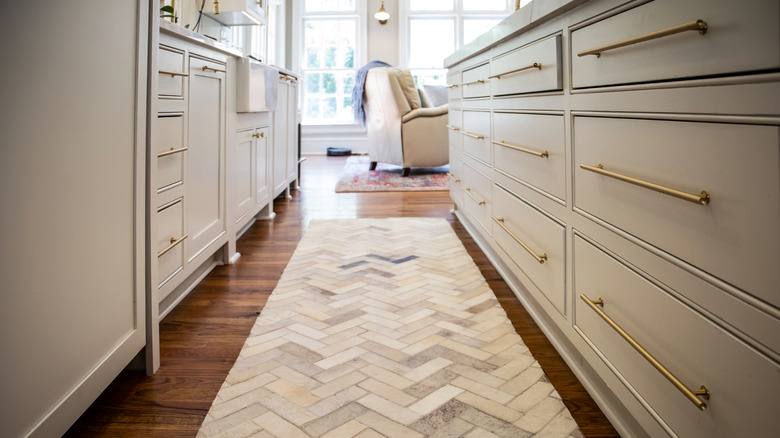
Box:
[580,294,710,410]
[461,79,485,86]
[447,173,461,183]
[157,146,188,158]
[445,84,459,89]
[492,140,548,158]
[202,65,226,73]
[580,164,710,205]
[464,188,486,205]
[578,19,708,58]
[462,131,485,140]
[492,217,547,264]
[158,234,188,258]
[159,70,189,77]
[488,62,542,79]
[446,125,461,131]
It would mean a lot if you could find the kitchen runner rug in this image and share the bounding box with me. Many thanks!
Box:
[334,156,450,192]
[197,218,582,438]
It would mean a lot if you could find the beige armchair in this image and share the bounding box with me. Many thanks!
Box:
[363,67,449,176]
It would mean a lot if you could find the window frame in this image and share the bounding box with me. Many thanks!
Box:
[400,0,515,83]
[293,1,367,126]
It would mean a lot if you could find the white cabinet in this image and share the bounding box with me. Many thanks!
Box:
[235,129,255,222]
[153,34,229,308]
[148,28,233,373]
[272,73,299,198]
[446,0,780,436]
[255,128,271,206]
[186,55,227,262]
[273,76,289,196]
[233,125,271,232]
[0,2,147,436]
[286,79,299,184]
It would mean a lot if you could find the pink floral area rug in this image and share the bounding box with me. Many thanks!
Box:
[334,156,450,193]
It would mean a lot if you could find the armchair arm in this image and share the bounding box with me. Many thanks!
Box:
[402,104,449,123]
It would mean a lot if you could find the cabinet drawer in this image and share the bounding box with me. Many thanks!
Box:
[155,113,185,192]
[493,186,565,316]
[574,234,780,438]
[449,153,464,207]
[158,44,186,98]
[447,71,461,101]
[157,198,185,289]
[462,110,491,164]
[493,112,565,200]
[573,116,779,305]
[490,34,562,96]
[462,164,492,236]
[571,0,780,88]
[190,55,226,77]
[461,63,490,98]
[448,109,462,153]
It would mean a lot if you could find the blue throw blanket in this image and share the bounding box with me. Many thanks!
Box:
[352,60,392,126]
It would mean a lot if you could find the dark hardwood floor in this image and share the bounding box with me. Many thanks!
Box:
[65,155,618,437]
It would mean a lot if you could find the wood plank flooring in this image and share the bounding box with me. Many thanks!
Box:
[65,156,618,437]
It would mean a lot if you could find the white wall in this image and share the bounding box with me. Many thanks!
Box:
[367,0,400,67]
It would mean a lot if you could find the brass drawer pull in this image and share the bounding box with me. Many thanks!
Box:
[201,65,226,73]
[492,217,547,264]
[447,173,460,183]
[580,163,710,205]
[157,146,188,158]
[446,125,460,131]
[464,188,486,205]
[158,234,188,258]
[462,131,485,140]
[253,132,265,138]
[280,73,298,83]
[578,19,708,58]
[461,79,485,86]
[445,84,459,89]
[492,140,548,158]
[159,69,188,77]
[488,62,542,79]
[580,294,710,411]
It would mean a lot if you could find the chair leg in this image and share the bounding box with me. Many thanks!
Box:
[369,161,378,170]
[402,167,411,177]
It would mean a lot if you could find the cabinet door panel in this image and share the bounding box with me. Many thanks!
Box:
[235,129,254,223]
[256,127,270,203]
[273,80,289,196]
[287,82,298,182]
[187,66,225,260]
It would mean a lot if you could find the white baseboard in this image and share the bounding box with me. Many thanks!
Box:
[301,139,368,156]
[300,123,368,155]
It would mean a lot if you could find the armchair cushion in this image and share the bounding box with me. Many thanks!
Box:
[385,67,420,110]
[423,84,448,107]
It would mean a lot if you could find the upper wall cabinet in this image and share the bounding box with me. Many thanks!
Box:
[204,0,268,26]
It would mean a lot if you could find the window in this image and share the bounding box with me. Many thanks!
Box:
[404,0,517,85]
[300,0,363,124]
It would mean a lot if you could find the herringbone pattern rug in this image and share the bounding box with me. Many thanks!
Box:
[197,218,582,438]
